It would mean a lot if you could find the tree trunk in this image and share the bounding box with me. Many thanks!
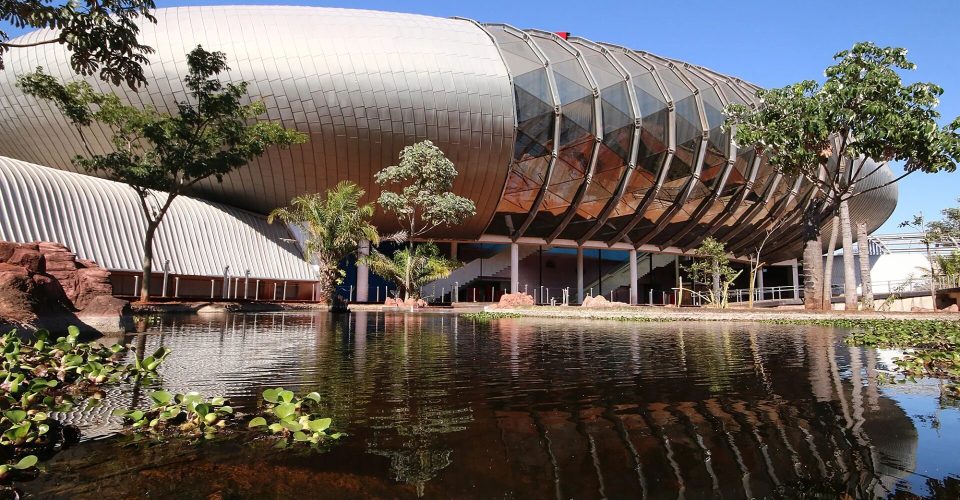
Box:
[856,222,873,310]
[712,260,721,306]
[140,222,159,302]
[748,265,756,309]
[404,242,413,302]
[822,215,839,310]
[839,198,857,310]
[927,243,938,309]
[317,260,345,312]
[802,203,823,309]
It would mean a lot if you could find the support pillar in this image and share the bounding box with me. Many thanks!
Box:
[356,239,370,302]
[757,267,765,300]
[450,242,458,260]
[577,246,584,303]
[791,259,800,300]
[629,249,638,305]
[510,243,519,294]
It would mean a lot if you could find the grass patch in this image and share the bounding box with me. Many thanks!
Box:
[460,312,522,321]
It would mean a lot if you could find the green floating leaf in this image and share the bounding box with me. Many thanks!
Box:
[309,418,331,433]
[262,388,279,403]
[4,409,26,423]
[13,455,38,469]
[248,417,267,428]
[273,402,296,419]
[150,390,173,406]
[304,392,321,403]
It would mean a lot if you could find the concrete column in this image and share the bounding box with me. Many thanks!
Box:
[629,249,638,305]
[791,259,800,299]
[356,239,370,302]
[757,267,765,300]
[450,241,458,260]
[577,246,584,303]
[510,243,519,294]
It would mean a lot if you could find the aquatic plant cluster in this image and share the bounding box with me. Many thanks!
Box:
[0,326,166,485]
[1,326,342,494]
[768,318,960,396]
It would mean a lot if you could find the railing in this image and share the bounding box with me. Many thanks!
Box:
[726,285,801,303]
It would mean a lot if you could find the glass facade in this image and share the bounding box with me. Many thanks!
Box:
[479,23,835,254]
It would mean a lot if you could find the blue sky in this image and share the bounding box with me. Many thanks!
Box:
[6,0,959,232]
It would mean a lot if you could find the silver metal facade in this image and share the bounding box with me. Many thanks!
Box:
[0,6,517,239]
[0,6,897,259]
[0,156,313,280]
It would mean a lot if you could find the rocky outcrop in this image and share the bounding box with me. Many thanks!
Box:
[580,295,629,308]
[384,297,428,308]
[0,241,128,334]
[39,242,114,310]
[497,293,535,307]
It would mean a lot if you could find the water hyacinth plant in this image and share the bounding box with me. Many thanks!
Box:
[114,391,235,441]
[248,388,342,446]
[0,455,38,483]
[1,326,168,453]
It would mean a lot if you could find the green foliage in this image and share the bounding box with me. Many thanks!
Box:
[248,387,342,446]
[114,391,235,441]
[936,251,960,282]
[363,243,461,300]
[727,42,960,205]
[375,140,476,240]
[0,324,168,481]
[268,182,379,307]
[18,45,307,301]
[684,237,741,308]
[460,312,523,321]
[0,0,156,88]
[0,454,39,482]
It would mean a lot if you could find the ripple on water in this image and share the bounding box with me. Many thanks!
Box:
[18,312,960,499]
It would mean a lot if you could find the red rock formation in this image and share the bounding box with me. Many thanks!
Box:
[497,292,534,307]
[38,242,113,310]
[580,295,628,308]
[0,241,126,333]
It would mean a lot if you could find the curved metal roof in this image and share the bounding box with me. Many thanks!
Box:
[0,6,898,255]
[0,156,313,279]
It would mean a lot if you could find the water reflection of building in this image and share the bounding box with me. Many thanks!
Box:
[481,319,919,499]
[108,313,921,498]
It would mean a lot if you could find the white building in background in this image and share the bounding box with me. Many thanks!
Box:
[825,232,960,309]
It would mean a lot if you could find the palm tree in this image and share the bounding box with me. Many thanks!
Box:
[268,181,379,311]
[363,243,460,302]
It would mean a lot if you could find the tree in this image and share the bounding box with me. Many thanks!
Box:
[728,42,960,310]
[1,0,156,88]
[744,218,787,308]
[363,243,460,301]
[19,45,307,302]
[375,140,475,300]
[268,182,379,312]
[685,237,741,309]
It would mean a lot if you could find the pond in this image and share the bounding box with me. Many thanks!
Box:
[18,312,960,499]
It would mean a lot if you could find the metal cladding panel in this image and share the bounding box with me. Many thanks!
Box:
[0,6,516,239]
[0,156,313,280]
[0,6,899,255]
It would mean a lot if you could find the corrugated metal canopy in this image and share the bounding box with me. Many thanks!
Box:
[0,156,314,280]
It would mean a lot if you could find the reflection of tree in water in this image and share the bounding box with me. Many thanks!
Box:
[363,314,473,497]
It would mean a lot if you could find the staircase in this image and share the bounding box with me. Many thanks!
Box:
[584,252,677,295]
[425,245,539,297]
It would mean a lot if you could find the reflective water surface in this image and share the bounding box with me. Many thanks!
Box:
[21,312,960,499]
